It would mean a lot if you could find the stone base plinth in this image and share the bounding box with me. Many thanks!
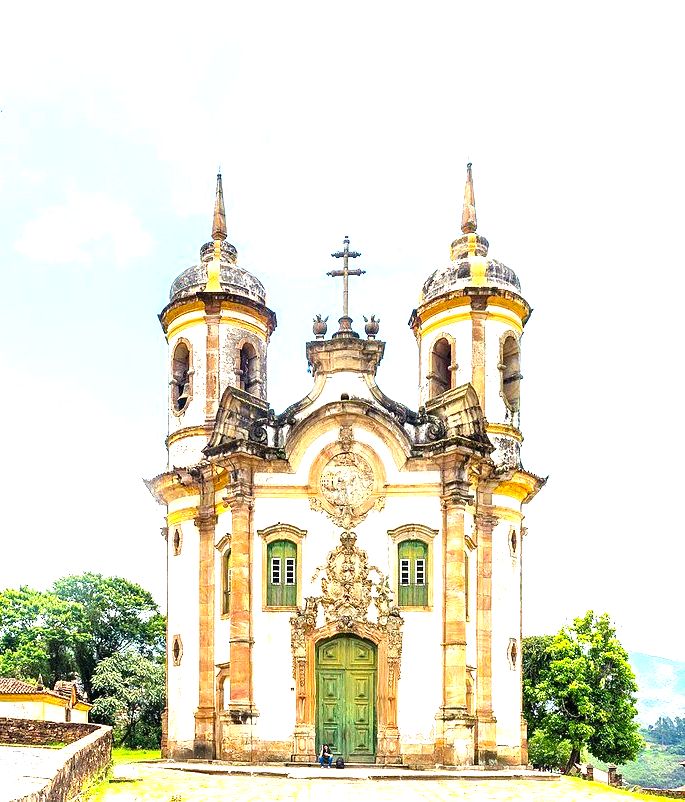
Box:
[434,707,476,765]
[376,725,402,765]
[193,707,216,759]
[475,715,497,765]
[291,724,316,763]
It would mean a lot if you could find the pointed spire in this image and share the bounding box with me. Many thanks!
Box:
[212,172,227,242]
[461,162,477,234]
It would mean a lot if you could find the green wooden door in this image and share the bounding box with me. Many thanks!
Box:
[315,636,376,763]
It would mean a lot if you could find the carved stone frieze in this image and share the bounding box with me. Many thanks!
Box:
[320,452,374,509]
[338,424,354,452]
[315,531,378,625]
[289,529,404,675]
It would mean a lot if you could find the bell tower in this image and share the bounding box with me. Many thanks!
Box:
[160,174,277,468]
[410,163,531,469]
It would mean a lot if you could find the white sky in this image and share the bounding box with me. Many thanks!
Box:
[1,1,683,660]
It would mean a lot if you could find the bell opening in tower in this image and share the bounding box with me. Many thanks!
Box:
[239,343,259,395]
[172,340,192,412]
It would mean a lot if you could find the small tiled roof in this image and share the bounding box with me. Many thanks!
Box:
[0,677,90,707]
[0,677,39,694]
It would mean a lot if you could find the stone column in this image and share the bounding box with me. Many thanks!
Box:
[204,298,221,424]
[475,509,498,764]
[470,296,488,408]
[435,474,474,766]
[194,499,217,759]
[222,473,258,759]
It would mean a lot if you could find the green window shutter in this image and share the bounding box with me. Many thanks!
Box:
[398,540,428,607]
[267,540,297,607]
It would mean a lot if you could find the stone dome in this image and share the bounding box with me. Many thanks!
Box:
[169,240,266,305]
[421,256,521,303]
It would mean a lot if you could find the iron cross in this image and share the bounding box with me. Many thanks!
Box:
[327,236,365,322]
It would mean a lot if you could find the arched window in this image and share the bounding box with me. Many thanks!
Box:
[221,549,231,616]
[238,343,259,394]
[172,529,182,556]
[171,340,192,413]
[398,539,428,607]
[267,539,297,607]
[429,337,452,398]
[500,333,521,412]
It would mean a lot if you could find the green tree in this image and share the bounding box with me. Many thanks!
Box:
[527,729,571,770]
[523,612,642,772]
[0,587,87,685]
[53,573,165,698]
[90,652,165,748]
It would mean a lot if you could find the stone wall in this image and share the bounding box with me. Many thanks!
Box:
[639,791,685,799]
[1,718,112,802]
[0,717,96,745]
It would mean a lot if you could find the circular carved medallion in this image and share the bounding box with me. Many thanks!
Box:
[320,453,374,509]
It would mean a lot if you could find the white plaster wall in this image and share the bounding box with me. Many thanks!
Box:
[72,707,89,724]
[167,517,201,748]
[168,434,211,470]
[490,517,522,750]
[418,317,473,407]
[43,702,67,722]
[0,699,45,719]
[249,485,444,743]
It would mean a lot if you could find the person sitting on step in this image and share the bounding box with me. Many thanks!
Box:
[318,743,333,767]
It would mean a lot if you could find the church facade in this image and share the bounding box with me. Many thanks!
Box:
[146,165,544,766]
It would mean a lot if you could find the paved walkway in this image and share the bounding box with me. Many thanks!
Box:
[91,763,638,802]
[0,744,66,802]
[143,759,557,782]
[89,763,640,802]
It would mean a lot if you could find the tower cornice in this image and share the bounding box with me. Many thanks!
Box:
[159,292,277,337]
[409,287,531,335]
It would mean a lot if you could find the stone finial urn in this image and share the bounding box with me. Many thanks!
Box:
[313,314,328,339]
[363,315,380,339]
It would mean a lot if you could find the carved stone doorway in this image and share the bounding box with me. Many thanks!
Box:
[316,635,376,763]
[290,530,404,765]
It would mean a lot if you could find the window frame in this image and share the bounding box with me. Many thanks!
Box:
[266,540,297,607]
[397,539,429,607]
[388,524,438,612]
[258,524,307,611]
